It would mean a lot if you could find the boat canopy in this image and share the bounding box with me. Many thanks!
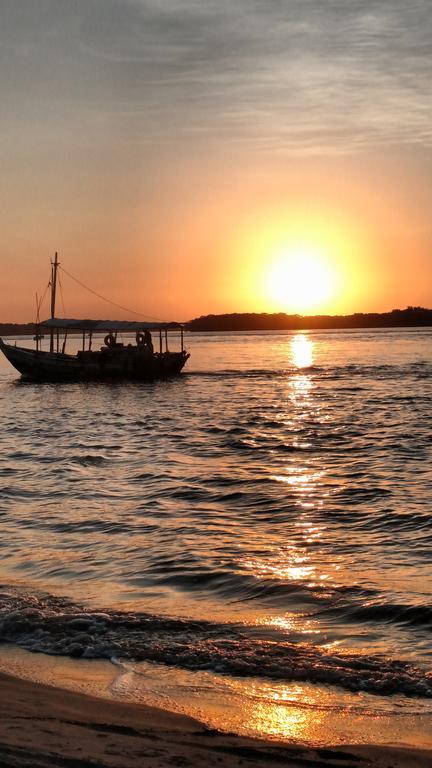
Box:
[40,318,183,332]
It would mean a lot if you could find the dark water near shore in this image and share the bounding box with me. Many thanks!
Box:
[0,329,431,740]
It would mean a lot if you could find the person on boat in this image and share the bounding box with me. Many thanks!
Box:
[144,329,154,354]
[136,330,154,354]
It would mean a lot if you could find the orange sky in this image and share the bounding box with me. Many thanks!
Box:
[0,2,431,322]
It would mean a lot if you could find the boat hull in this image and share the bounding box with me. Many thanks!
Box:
[0,340,189,382]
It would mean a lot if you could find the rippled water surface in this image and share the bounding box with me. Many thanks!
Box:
[0,328,431,743]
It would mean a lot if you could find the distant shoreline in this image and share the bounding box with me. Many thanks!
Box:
[186,307,432,332]
[1,307,431,336]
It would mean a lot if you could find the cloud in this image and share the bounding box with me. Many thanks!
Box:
[1,0,432,155]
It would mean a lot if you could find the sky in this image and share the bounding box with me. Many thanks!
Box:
[0,0,431,321]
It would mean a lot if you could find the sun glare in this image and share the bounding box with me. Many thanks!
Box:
[231,209,366,314]
[266,246,336,314]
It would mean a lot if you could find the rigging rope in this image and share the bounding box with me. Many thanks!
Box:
[59,265,165,322]
[36,281,51,322]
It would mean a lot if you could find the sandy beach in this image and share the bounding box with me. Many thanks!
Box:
[0,671,429,768]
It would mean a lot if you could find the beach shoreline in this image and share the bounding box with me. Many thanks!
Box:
[0,669,431,768]
[1,643,431,752]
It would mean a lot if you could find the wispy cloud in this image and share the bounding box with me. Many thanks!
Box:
[81,0,432,154]
[1,0,431,155]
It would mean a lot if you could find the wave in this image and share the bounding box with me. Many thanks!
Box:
[185,361,432,381]
[0,587,431,699]
[336,601,432,629]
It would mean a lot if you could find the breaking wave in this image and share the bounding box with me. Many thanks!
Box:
[0,587,431,699]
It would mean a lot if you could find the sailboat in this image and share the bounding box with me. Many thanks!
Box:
[0,254,189,381]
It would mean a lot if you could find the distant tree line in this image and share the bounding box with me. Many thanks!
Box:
[1,307,431,336]
[0,323,35,336]
[186,307,432,332]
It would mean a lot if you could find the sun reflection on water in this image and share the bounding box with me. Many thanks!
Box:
[291,333,314,368]
[245,696,317,741]
[240,533,339,598]
[243,551,314,583]
[256,614,322,636]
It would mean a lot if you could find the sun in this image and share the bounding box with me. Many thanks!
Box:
[230,208,359,314]
[265,245,336,314]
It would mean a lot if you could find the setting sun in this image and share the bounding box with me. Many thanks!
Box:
[265,245,337,314]
[229,208,370,317]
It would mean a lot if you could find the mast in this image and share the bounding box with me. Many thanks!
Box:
[50,252,59,353]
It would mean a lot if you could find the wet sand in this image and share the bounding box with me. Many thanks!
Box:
[0,671,430,768]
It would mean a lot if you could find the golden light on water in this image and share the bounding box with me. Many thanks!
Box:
[245,694,319,742]
[243,548,314,583]
[290,333,314,368]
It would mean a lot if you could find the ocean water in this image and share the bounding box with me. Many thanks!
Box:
[0,328,431,744]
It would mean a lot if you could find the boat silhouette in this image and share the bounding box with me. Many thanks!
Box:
[0,254,189,381]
